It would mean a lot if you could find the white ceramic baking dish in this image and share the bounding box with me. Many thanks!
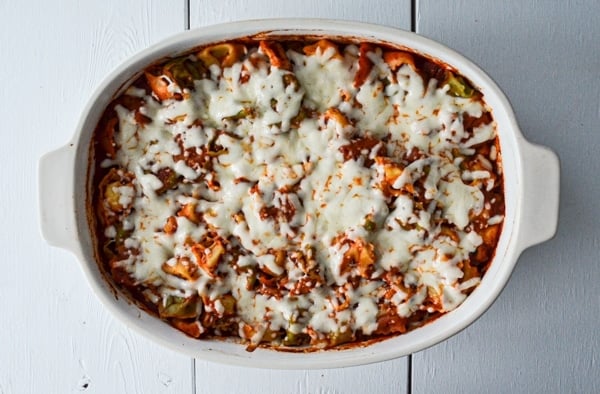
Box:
[38,19,559,369]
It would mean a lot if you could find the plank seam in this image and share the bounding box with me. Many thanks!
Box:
[408,13,417,394]
[407,354,413,394]
[191,359,197,394]
[185,0,190,30]
[185,6,194,394]
[410,0,416,32]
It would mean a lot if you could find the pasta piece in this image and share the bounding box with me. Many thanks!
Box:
[163,216,178,234]
[198,43,245,68]
[383,51,416,71]
[375,157,405,196]
[473,224,501,264]
[461,260,480,283]
[171,319,204,338]
[303,39,343,60]
[259,40,292,70]
[191,238,225,277]
[144,67,175,101]
[354,43,375,87]
[145,58,206,100]
[162,257,199,281]
[375,304,408,335]
[97,168,134,225]
[323,107,351,128]
[340,238,376,279]
[177,203,201,224]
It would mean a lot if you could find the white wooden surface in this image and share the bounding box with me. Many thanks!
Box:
[189,2,411,393]
[189,0,411,29]
[413,1,600,393]
[3,0,596,393]
[1,1,191,393]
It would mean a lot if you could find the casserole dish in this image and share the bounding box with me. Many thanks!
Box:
[38,19,559,368]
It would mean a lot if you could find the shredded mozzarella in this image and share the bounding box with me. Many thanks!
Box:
[96,39,503,349]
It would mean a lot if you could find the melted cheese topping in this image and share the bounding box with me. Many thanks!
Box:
[94,40,504,349]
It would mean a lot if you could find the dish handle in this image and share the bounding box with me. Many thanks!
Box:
[516,141,560,251]
[38,144,79,253]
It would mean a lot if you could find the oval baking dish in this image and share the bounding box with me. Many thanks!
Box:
[38,19,559,369]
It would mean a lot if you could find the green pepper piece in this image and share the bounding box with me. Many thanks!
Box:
[282,330,310,346]
[225,107,254,121]
[282,330,298,346]
[158,295,200,319]
[246,272,257,290]
[446,73,474,98]
[363,219,376,232]
[164,58,206,90]
[329,328,354,346]
[115,225,130,242]
[219,294,236,316]
[155,167,180,195]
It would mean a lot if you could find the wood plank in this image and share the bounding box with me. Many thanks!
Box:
[413,1,600,393]
[190,0,411,29]
[189,2,411,393]
[194,359,407,394]
[0,1,191,393]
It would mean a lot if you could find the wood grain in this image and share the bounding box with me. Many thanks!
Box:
[0,1,191,393]
[413,1,600,393]
[189,2,411,393]
[190,0,412,29]
[195,358,408,394]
